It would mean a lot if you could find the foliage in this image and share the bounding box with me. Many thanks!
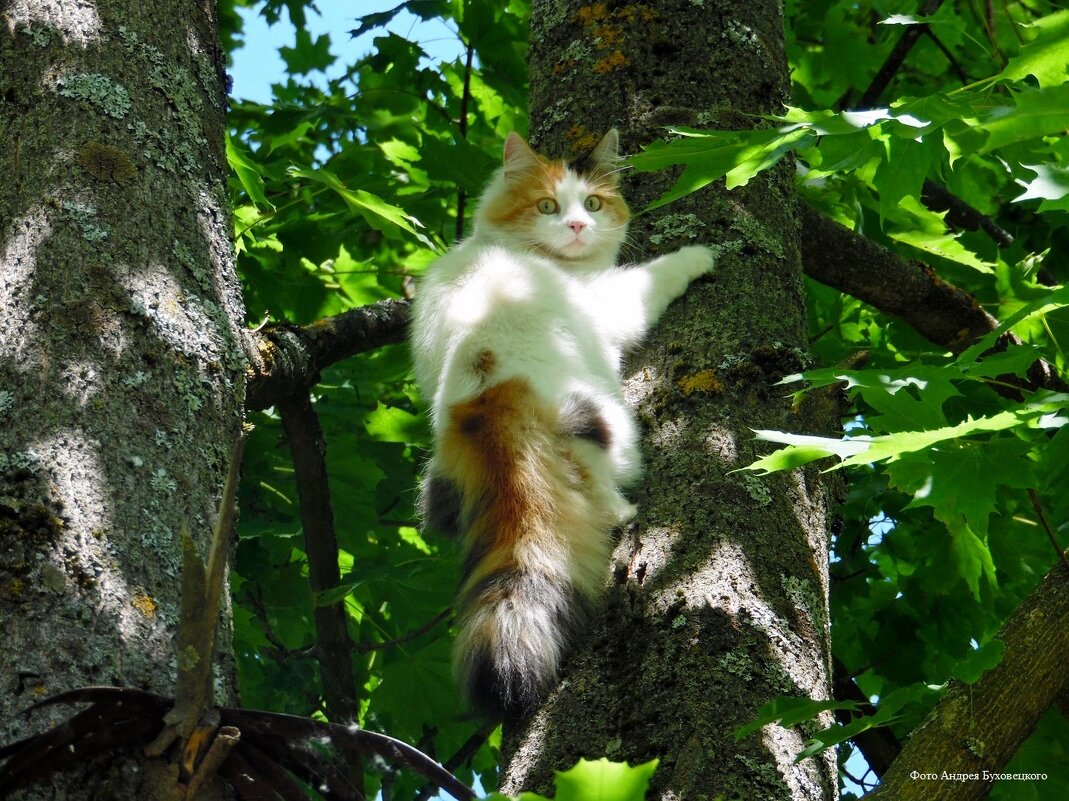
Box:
[484,758,659,801]
[219,0,1069,798]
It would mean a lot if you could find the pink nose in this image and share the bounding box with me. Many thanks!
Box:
[568,221,585,234]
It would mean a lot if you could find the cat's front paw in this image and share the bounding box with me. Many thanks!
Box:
[669,245,716,281]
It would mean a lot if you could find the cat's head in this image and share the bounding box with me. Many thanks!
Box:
[474,130,629,267]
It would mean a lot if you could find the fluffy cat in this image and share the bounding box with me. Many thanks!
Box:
[410,129,714,717]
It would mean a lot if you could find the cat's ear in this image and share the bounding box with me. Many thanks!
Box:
[503,132,538,177]
[590,129,620,170]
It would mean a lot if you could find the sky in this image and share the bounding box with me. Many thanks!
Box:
[228,0,464,103]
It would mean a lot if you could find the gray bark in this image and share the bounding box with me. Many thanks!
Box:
[501,2,838,799]
[0,0,244,796]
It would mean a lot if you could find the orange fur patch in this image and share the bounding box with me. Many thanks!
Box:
[440,379,557,590]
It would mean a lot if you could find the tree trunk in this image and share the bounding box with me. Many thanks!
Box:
[501,2,838,799]
[0,0,244,796]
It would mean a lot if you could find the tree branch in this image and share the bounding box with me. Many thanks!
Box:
[800,205,995,352]
[921,180,1014,248]
[833,657,901,778]
[246,298,410,410]
[278,393,364,796]
[865,555,1069,801]
[854,0,946,110]
[277,391,360,731]
[799,205,1064,395]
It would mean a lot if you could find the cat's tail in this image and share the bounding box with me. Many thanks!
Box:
[435,377,613,717]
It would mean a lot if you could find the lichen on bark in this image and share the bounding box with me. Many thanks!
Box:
[1,0,245,796]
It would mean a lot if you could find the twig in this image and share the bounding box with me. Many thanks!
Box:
[455,42,475,242]
[357,608,452,654]
[854,0,946,109]
[164,431,247,741]
[1028,488,1069,573]
[920,179,1014,248]
[921,29,969,84]
[413,720,498,801]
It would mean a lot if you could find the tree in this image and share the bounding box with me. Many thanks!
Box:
[0,0,245,796]
[497,1,837,799]
[4,0,1069,800]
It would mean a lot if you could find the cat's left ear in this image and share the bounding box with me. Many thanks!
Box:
[503,132,538,178]
[590,129,620,170]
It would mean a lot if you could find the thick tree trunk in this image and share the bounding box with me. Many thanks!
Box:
[501,2,838,799]
[0,0,244,796]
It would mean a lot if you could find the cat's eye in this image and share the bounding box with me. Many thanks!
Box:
[584,195,603,212]
[537,198,559,215]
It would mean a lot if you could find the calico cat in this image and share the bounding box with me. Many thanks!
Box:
[410,129,714,717]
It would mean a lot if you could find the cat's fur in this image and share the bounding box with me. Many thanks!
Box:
[410,130,714,717]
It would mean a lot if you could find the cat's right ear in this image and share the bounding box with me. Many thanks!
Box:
[503,132,538,178]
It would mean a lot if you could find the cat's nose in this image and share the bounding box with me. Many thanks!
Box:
[567,221,585,234]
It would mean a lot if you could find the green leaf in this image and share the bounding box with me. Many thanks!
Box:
[873,136,931,213]
[747,395,1069,474]
[736,696,860,739]
[887,439,1035,537]
[947,519,997,600]
[978,85,1069,153]
[951,638,1005,683]
[289,167,437,248]
[279,29,334,75]
[629,128,813,211]
[226,132,274,211]
[1014,163,1069,212]
[364,402,427,443]
[551,758,659,801]
[998,9,1069,89]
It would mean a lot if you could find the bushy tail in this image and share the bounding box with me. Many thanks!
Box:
[436,378,613,717]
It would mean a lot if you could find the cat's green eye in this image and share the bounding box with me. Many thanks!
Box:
[584,195,603,212]
[537,198,559,215]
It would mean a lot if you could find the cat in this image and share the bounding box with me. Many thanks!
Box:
[410,129,715,717]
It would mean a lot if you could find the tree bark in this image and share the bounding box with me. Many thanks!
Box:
[0,0,245,796]
[501,2,837,799]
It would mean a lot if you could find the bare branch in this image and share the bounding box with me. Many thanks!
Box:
[246,298,410,410]
[921,180,1014,248]
[278,393,360,722]
[278,392,362,792]
[356,608,452,654]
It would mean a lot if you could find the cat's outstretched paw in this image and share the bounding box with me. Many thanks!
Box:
[670,245,717,281]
